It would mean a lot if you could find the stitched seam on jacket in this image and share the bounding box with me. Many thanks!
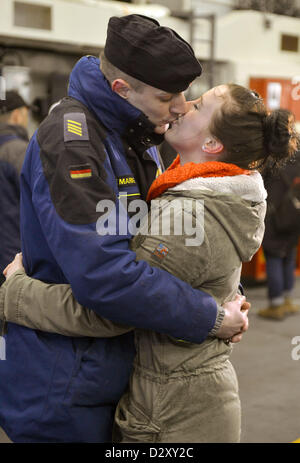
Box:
[16,283,25,325]
[133,359,231,381]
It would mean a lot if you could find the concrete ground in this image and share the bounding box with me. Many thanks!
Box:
[231,276,300,443]
[0,278,299,444]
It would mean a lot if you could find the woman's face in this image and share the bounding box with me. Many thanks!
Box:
[165,85,228,150]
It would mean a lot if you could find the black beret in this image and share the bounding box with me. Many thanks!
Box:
[104,14,202,94]
[0,90,28,114]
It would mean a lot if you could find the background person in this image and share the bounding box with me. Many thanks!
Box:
[0,90,29,175]
[0,91,30,280]
[2,85,298,442]
[0,15,248,443]
[259,150,300,320]
[0,160,20,281]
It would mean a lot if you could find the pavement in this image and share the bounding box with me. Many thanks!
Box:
[231,276,300,443]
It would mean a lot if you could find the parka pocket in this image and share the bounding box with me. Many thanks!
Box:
[113,393,160,443]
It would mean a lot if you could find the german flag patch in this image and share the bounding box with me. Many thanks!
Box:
[64,112,89,142]
[69,164,92,180]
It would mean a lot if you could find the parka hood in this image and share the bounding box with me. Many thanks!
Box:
[0,123,29,141]
[167,171,267,262]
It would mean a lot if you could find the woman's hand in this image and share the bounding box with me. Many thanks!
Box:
[3,253,24,280]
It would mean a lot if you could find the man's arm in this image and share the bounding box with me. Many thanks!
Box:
[21,121,219,344]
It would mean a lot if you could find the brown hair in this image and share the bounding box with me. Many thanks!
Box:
[210,83,300,170]
[100,52,146,93]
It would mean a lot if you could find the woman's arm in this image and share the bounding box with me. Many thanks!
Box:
[0,258,132,338]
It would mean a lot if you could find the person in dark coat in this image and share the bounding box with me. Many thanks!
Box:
[259,150,300,320]
[0,91,29,278]
[0,160,20,279]
[0,91,29,175]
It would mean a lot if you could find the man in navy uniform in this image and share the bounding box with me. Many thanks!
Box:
[0,15,248,442]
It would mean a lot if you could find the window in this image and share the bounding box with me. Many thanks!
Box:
[14,1,52,30]
[281,34,299,52]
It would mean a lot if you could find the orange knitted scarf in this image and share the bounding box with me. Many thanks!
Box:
[147,155,251,201]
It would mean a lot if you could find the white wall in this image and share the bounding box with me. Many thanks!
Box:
[215,10,300,85]
[2,2,300,89]
[0,0,170,49]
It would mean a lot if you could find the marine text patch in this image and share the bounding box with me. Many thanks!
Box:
[117,175,137,190]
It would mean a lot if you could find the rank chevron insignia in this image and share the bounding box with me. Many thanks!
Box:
[67,119,82,136]
[64,112,89,142]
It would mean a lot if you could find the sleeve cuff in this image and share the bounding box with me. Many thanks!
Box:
[208,305,225,337]
[2,270,26,324]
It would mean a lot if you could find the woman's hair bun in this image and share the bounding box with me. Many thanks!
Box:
[210,84,299,170]
[263,109,300,162]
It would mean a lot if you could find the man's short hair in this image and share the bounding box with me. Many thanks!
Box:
[100,52,146,93]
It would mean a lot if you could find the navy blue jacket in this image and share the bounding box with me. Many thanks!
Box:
[0,160,21,273]
[0,56,217,443]
[0,124,28,276]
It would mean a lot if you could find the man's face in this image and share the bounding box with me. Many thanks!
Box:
[127,84,188,134]
[9,106,29,129]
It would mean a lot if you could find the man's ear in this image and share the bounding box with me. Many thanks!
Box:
[202,137,224,154]
[111,79,131,99]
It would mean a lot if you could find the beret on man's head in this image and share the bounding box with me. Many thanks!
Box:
[104,14,202,94]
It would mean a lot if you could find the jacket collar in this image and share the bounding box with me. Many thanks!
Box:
[0,123,29,141]
[147,155,250,200]
[68,56,164,151]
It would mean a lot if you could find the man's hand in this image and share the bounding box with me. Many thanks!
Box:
[216,294,250,344]
[3,253,24,280]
